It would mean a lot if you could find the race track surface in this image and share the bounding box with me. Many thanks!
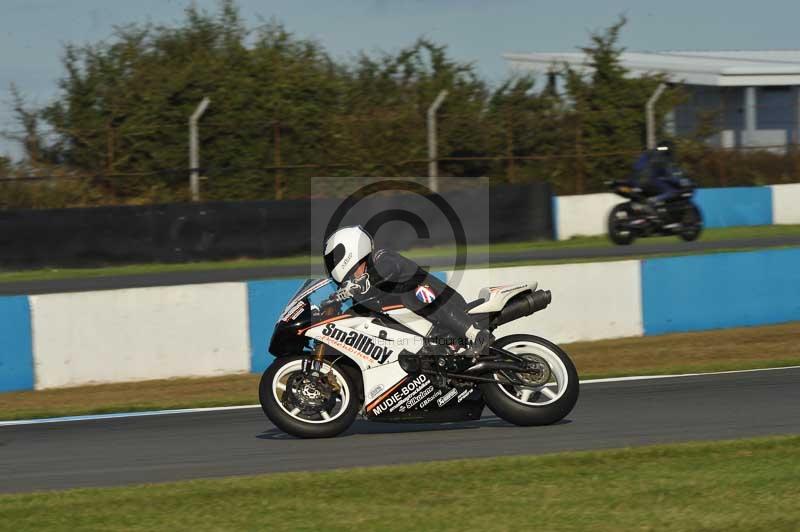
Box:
[2,367,799,494]
[2,235,800,295]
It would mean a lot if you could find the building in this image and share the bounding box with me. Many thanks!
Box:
[504,50,800,150]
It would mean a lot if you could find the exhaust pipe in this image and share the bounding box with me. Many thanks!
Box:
[489,289,551,328]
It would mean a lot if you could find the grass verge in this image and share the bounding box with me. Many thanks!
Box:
[1,224,798,284]
[2,435,799,531]
[1,321,799,421]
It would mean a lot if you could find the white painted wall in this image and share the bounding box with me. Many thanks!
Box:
[771,183,800,224]
[30,283,250,389]
[555,193,619,240]
[447,260,643,344]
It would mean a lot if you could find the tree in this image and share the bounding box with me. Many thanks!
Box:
[562,16,679,193]
[6,5,697,207]
[486,75,567,183]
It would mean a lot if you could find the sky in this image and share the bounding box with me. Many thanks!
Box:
[2,0,800,158]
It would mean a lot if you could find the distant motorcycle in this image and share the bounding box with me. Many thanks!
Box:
[606,177,703,245]
[261,278,579,438]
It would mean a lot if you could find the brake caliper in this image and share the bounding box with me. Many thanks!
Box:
[326,370,341,393]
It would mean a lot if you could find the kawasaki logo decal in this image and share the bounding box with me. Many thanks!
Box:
[322,323,393,364]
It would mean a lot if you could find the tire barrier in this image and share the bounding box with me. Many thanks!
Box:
[0,182,553,269]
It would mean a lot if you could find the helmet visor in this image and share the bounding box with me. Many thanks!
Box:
[324,243,346,281]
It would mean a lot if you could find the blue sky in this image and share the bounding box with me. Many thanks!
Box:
[2,0,799,158]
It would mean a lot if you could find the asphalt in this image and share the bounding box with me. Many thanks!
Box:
[2,367,799,494]
[2,235,800,295]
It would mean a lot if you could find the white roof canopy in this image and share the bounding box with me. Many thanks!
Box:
[503,51,800,87]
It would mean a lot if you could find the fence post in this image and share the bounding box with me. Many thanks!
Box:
[189,97,211,202]
[646,83,667,150]
[427,90,448,193]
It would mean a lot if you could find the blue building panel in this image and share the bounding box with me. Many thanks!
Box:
[642,248,800,335]
[0,296,35,392]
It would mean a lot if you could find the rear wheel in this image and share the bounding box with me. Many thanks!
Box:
[608,204,636,245]
[679,203,703,242]
[259,355,359,438]
[481,335,579,426]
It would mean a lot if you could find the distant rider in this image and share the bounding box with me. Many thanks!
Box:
[630,140,687,219]
[323,225,494,358]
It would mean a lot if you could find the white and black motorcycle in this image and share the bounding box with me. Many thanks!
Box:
[260,278,579,438]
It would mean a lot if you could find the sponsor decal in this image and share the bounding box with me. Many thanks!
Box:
[500,284,526,294]
[368,384,385,401]
[401,384,435,411]
[437,388,458,407]
[489,284,527,294]
[281,301,306,322]
[419,388,443,409]
[372,375,429,416]
[457,388,473,403]
[415,284,437,303]
[284,301,306,321]
[340,252,353,271]
[322,323,393,364]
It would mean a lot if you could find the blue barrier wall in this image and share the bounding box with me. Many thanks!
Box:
[247,279,307,373]
[694,187,773,228]
[642,248,800,335]
[0,296,34,392]
[551,195,559,241]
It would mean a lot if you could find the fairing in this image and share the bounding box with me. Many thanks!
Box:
[268,277,484,422]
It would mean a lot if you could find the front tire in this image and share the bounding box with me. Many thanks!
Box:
[259,355,359,438]
[481,335,579,426]
[608,204,636,245]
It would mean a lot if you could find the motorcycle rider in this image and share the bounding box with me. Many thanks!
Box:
[323,225,494,358]
[630,140,686,222]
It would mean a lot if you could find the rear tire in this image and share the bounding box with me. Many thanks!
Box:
[481,335,579,426]
[608,204,636,245]
[260,355,359,438]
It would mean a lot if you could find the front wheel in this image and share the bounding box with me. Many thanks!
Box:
[259,355,359,438]
[608,204,636,245]
[481,335,579,426]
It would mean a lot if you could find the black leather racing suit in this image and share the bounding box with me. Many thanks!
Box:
[349,249,476,342]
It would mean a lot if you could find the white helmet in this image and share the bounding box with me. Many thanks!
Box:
[323,225,373,284]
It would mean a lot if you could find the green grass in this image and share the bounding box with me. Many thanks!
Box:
[2,435,799,531]
[1,224,798,284]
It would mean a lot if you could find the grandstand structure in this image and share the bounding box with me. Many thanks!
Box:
[504,50,800,150]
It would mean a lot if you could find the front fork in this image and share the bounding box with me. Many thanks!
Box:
[300,341,326,374]
[309,303,338,371]
[303,341,340,392]
[310,341,327,372]
[303,303,339,382]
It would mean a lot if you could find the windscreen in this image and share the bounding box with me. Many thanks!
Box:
[278,278,335,323]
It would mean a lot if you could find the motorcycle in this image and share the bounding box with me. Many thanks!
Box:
[261,278,579,438]
[606,177,703,245]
